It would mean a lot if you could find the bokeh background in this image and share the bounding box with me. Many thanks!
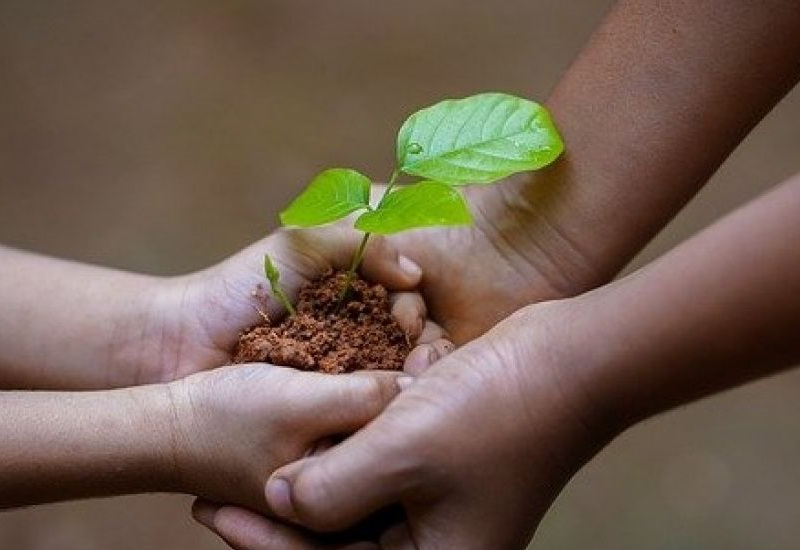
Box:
[1,1,799,548]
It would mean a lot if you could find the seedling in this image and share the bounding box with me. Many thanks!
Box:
[263,254,296,316]
[272,92,564,307]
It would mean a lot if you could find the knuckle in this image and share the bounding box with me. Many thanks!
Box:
[346,379,384,421]
[357,375,397,413]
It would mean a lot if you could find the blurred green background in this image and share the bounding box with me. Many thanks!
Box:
[1,1,799,548]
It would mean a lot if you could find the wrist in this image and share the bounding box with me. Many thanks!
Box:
[161,373,213,497]
[115,383,187,493]
[106,274,198,387]
[0,385,181,508]
[512,299,631,449]
[538,289,654,438]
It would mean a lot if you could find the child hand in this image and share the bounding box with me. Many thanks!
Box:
[134,223,452,385]
[166,362,409,515]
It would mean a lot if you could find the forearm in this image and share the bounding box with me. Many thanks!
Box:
[567,172,800,426]
[0,384,178,508]
[507,0,800,286]
[0,246,167,389]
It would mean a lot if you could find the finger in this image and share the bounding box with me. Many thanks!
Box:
[265,417,411,532]
[403,337,455,375]
[194,500,319,550]
[430,338,455,360]
[380,522,417,550]
[192,498,221,531]
[403,345,436,375]
[358,237,422,291]
[215,507,382,550]
[308,436,336,457]
[390,292,426,339]
[290,371,412,435]
[417,320,447,345]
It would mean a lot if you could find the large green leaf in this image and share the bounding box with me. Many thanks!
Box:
[355,181,472,235]
[280,168,371,227]
[397,92,564,185]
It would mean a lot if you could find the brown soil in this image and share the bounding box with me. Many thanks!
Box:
[233,270,410,373]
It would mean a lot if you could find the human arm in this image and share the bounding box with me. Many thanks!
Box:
[205,171,800,549]
[0,363,405,512]
[385,0,800,343]
[0,226,428,390]
[0,246,161,390]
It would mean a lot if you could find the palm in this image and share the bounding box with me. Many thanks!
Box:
[148,225,427,383]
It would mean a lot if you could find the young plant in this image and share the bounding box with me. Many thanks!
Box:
[273,92,564,304]
[263,254,296,316]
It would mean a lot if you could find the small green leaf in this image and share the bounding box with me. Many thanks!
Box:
[397,92,564,185]
[355,181,472,235]
[280,168,371,227]
[263,254,296,316]
[264,254,280,284]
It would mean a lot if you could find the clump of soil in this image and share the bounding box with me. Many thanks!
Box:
[233,270,410,373]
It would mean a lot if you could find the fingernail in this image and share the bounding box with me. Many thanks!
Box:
[265,477,296,521]
[397,376,415,390]
[434,339,455,357]
[192,500,219,529]
[398,255,421,279]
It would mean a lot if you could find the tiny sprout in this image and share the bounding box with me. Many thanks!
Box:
[276,92,565,299]
[263,254,296,316]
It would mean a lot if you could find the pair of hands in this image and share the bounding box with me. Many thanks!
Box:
[136,181,605,549]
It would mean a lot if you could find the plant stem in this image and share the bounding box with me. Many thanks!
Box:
[264,254,297,316]
[338,168,401,301]
[276,289,297,317]
[338,232,371,301]
[273,286,296,317]
[379,168,401,205]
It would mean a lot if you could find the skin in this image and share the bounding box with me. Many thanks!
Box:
[0,362,408,512]
[0,227,443,513]
[221,167,800,550]
[0,225,434,390]
[359,0,800,346]
[197,0,800,547]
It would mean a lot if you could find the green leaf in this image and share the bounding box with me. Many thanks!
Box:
[263,254,296,316]
[355,181,472,235]
[280,168,371,227]
[397,92,564,185]
[264,254,280,284]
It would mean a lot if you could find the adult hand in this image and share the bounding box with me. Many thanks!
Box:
[202,170,800,548]
[196,303,615,549]
[374,174,603,346]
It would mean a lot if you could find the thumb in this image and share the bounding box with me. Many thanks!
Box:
[265,414,413,532]
[291,370,413,435]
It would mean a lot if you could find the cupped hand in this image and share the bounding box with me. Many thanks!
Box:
[196,302,618,549]
[167,363,410,516]
[130,224,445,385]
[371,171,603,345]
[141,165,600,384]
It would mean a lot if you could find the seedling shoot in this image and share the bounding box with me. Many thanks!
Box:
[271,92,564,309]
